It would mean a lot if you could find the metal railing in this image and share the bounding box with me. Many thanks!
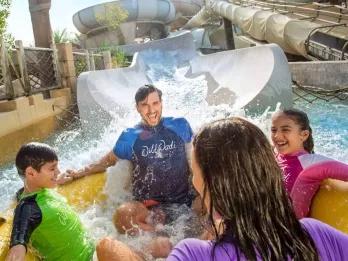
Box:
[24,46,59,93]
[73,50,106,76]
[293,81,348,103]
[229,0,348,60]
[0,39,61,101]
[304,23,348,60]
[233,0,348,24]
[93,54,105,70]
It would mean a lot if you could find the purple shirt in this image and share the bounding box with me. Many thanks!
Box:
[167,218,348,261]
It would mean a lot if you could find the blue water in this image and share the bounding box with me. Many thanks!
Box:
[295,100,348,162]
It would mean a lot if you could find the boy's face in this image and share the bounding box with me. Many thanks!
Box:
[26,160,60,189]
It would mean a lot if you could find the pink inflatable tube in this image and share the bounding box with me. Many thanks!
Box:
[290,160,348,219]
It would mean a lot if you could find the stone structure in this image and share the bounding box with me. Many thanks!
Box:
[28,0,52,48]
[56,43,77,97]
[289,61,348,89]
[0,88,72,164]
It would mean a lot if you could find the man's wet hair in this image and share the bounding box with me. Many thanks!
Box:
[15,142,58,177]
[135,84,162,105]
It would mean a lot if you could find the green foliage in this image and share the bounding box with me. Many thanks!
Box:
[0,0,14,48]
[112,48,128,67]
[74,56,88,76]
[95,3,128,30]
[2,31,13,48]
[97,42,130,67]
[0,0,11,36]
[53,29,80,45]
[53,28,69,43]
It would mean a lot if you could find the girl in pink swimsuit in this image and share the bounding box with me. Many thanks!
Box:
[271,109,348,218]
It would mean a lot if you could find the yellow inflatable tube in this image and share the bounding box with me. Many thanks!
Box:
[1,174,346,259]
[310,179,348,234]
[0,172,106,260]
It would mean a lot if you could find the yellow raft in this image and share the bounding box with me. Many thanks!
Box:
[310,179,348,234]
[0,172,106,260]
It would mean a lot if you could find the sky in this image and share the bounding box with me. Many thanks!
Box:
[7,0,108,45]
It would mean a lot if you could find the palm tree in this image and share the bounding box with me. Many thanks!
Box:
[53,28,68,43]
[28,0,52,47]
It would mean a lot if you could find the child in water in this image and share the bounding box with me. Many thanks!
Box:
[167,117,348,260]
[88,118,348,260]
[6,142,169,261]
[271,109,348,217]
[271,108,315,193]
[6,142,95,260]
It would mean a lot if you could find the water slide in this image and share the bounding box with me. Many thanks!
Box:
[184,1,348,58]
[73,0,203,47]
[73,0,176,35]
[77,32,292,128]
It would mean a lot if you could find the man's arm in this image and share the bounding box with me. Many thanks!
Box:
[6,245,26,261]
[65,151,118,180]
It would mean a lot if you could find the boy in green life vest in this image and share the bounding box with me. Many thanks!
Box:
[6,142,95,261]
[6,142,171,261]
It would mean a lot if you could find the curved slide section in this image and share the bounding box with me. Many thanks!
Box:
[185,1,322,57]
[76,32,292,129]
[172,0,203,17]
[73,0,176,35]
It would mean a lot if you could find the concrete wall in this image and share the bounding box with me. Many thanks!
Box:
[0,88,72,164]
[289,61,348,89]
[56,43,77,98]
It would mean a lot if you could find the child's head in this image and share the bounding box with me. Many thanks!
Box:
[15,142,60,189]
[191,117,318,260]
[271,109,314,154]
[192,117,286,221]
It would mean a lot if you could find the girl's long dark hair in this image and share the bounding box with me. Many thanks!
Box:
[193,117,318,261]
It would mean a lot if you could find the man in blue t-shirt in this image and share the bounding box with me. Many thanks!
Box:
[65,84,195,236]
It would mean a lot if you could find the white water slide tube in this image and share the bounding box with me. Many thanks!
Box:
[77,32,292,128]
[73,0,176,34]
[184,1,321,57]
[73,0,203,35]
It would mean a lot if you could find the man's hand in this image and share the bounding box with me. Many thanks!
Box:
[59,151,118,184]
[56,172,74,185]
[6,245,26,261]
[66,169,86,179]
[57,168,89,185]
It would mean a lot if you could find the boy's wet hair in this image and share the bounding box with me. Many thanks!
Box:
[15,142,58,177]
[135,84,162,105]
[280,109,314,154]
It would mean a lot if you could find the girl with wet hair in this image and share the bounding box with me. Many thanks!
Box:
[271,109,348,218]
[271,109,314,194]
[167,117,348,261]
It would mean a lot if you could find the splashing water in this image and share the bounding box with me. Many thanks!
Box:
[0,49,347,257]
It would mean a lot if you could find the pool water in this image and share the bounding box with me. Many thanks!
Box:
[0,49,347,254]
[294,100,348,162]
